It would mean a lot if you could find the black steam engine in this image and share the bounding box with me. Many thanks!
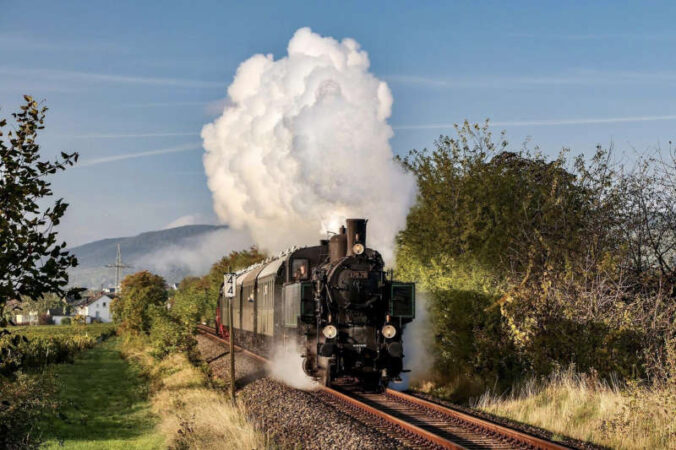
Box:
[216,218,415,388]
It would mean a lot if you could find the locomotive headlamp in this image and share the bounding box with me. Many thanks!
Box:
[381,324,397,339]
[352,243,365,255]
[322,324,338,339]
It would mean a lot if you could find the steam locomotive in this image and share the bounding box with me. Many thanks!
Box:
[215,218,415,388]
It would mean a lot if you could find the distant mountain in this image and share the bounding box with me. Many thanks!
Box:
[67,224,252,288]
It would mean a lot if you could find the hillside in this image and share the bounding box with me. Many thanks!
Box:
[67,225,252,288]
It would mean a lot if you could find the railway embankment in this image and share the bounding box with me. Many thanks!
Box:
[120,334,268,449]
[196,334,404,449]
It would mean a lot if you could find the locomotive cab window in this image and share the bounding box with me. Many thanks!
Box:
[390,283,415,319]
[292,259,309,281]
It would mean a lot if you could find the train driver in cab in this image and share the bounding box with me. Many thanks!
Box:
[293,260,309,281]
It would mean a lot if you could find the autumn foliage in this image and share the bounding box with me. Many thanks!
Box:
[396,121,675,398]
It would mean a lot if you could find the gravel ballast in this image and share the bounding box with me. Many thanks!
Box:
[197,335,406,449]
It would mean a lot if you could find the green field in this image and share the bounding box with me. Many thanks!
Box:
[1,323,117,373]
[8,323,116,338]
[7,323,115,339]
[39,337,164,449]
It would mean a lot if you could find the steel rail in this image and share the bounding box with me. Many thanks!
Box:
[385,389,570,450]
[197,324,267,363]
[196,324,570,449]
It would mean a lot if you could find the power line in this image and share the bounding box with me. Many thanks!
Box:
[105,244,131,293]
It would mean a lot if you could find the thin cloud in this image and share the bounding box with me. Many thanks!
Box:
[507,32,675,41]
[122,101,212,108]
[120,98,230,117]
[56,131,199,139]
[76,143,200,167]
[0,32,124,52]
[385,70,676,88]
[385,73,597,88]
[0,67,223,89]
[394,114,676,130]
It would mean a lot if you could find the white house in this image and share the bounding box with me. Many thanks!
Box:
[47,308,71,325]
[75,295,113,323]
[14,311,38,325]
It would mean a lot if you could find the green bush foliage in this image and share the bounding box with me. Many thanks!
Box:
[397,121,675,396]
[112,271,168,334]
[148,306,196,359]
[0,371,55,450]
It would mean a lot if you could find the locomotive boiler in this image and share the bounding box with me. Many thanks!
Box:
[215,218,415,388]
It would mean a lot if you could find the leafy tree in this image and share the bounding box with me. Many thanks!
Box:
[17,293,64,316]
[395,121,660,396]
[112,271,167,333]
[170,276,210,326]
[0,96,78,325]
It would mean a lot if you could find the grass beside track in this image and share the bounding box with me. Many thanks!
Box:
[470,370,676,450]
[39,337,164,449]
[120,335,268,449]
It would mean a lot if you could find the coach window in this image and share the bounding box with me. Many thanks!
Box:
[292,259,309,281]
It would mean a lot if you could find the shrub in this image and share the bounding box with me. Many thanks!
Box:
[114,271,167,333]
[60,317,71,325]
[148,307,196,360]
[0,372,54,450]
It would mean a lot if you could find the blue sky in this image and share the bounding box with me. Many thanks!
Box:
[1,0,675,246]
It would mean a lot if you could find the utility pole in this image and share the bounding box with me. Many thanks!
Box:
[224,269,236,402]
[106,244,131,293]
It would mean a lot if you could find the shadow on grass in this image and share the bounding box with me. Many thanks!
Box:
[38,337,162,447]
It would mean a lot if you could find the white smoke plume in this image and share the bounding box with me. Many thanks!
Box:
[267,341,319,391]
[136,228,253,278]
[202,27,416,263]
[391,293,434,391]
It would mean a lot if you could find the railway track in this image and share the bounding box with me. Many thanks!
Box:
[196,324,570,450]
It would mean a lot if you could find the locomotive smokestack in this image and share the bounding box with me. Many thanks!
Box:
[346,218,367,256]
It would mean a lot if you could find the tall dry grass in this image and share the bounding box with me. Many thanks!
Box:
[473,368,676,449]
[121,336,268,449]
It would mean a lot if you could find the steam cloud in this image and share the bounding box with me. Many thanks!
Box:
[202,27,416,262]
[395,293,434,390]
[268,341,319,391]
[136,228,253,278]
